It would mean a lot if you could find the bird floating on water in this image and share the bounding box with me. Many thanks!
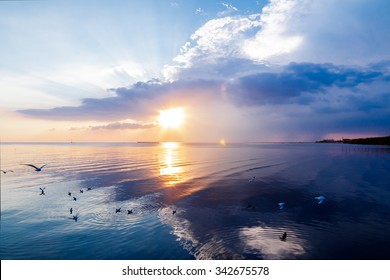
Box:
[87,187,92,191]
[116,208,121,213]
[1,170,13,174]
[315,196,326,205]
[80,189,84,193]
[279,232,287,241]
[278,202,286,209]
[127,210,133,214]
[21,164,47,172]
[248,176,256,182]
[39,187,45,195]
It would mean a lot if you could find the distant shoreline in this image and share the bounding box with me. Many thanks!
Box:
[316,135,390,146]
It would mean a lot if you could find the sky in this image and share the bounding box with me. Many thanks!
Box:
[0,0,389,142]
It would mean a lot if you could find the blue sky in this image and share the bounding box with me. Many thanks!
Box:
[1,0,389,142]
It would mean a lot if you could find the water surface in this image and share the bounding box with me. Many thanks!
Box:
[1,142,390,259]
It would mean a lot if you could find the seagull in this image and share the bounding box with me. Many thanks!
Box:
[279,232,287,241]
[172,210,176,215]
[21,164,47,172]
[127,210,133,214]
[278,202,286,209]
[72,214,79,222]
[315,196,326,205]
[116,208,121,213]
[248,176,256,182]
[39,187,45,195]
[80,189,84,193]
[87,187,92,191]
[1,170,14,174]
[73,197,77,201]
[68,192,72,196]
[70,208,73,214]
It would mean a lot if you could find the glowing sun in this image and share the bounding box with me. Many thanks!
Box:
[158,107,185,129]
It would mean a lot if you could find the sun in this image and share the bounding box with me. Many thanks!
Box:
[158,107,185,129]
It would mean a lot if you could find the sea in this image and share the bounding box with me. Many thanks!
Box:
[1,142,389,260]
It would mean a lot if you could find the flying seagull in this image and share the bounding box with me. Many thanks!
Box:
[278,202,286,209]
[116,208,121,213]
[72,214,79,222]
[21,164,47,172]
[315,196,326,205]
[39,187,45,195]
[279,232,287,241]
[172,210,177,215]
[1,170,14,174]
[127,210,133,215]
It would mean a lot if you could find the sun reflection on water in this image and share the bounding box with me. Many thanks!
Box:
[159,142,183,185]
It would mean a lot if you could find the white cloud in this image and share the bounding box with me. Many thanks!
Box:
[163,15,262,80]
[195,8,205,15]
[219,2,239,16]
[164,0,390,81]
[242,0,304,62]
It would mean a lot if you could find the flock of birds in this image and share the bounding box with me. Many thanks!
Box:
[2,165,327,243]
[2,163,178,223]
[248,176,326,241]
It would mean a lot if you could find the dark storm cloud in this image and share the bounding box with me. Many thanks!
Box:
[227,63,386,106]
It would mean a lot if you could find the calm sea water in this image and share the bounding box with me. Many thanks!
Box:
[1,142,389,260]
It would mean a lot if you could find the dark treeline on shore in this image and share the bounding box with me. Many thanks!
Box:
[316,135,390,146]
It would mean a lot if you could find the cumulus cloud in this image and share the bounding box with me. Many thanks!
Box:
[164,0,390,81]
[17,0,390,140]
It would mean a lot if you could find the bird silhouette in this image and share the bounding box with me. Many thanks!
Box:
[68,192,72,196]
[116,208,121,213]
[87,187,92,191]
[21,164,47,172]
[80,189,84,193]
[127,210,133,214]
[279,232,287,241]
[1,170,14,174]
[39,187,45,195]
[172,210,177,215]
[73,197,77,201]
[70,208,73,214]
[72,214,79,222]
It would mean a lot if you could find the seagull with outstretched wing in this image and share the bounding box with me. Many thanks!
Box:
[21,164,47,172]
[315,196,326,205]
[278,202,286,209]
